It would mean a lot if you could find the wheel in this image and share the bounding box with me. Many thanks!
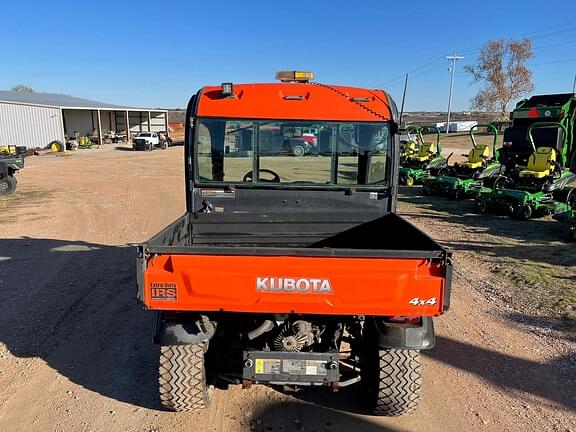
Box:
[361,347,422,416]
[159,343,213,412]
[449,189,464,200]
[566,189,576,207]
[0,176,16,195]
[437,167,450,177]
[474,199,488,214]
[512,205,532,220]
[405,176,415,187]
[563,223,576,242]
[50,140,64,153]
[292,144,306,157]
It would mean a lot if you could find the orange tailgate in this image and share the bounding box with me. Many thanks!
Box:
[144,255,448,316]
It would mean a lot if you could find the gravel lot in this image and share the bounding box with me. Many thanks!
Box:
[0,143,574,432]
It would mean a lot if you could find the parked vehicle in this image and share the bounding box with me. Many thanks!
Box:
[399,126,447,186]
[133,132,163,151]
[422,124,502,199]
[475,93,576,219]
[0,153,24,195]
[137,71,453,416]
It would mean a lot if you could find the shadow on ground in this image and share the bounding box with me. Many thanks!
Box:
[1,238,574,416]
[0,237,161,410]
[502,311,576,342]
[249,401,399,432]
[398,186,575,268]
[425,336,576,411]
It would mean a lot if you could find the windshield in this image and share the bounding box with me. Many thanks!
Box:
[194,119,392,187]
[138,133,151,137]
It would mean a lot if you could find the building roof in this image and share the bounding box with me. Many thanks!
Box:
[0,90,165,111]
[196,83,393,121]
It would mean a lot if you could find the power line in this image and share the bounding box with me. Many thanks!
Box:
[529,58,576,66]
[371,20,576,90]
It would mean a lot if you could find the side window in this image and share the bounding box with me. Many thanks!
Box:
[196,123,213,180]
[337,124,389,184]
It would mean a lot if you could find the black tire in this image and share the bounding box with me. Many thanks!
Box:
[474,199,488,214]
[159,343,212,412]
[512,205,532,220]
[362,347,422,416]
[563,223,576,242]
[292,144,306,157]
[0,176,16,195]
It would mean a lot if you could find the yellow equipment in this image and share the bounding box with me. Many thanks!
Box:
[519,147,557,178]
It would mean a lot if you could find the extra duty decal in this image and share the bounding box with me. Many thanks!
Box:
[151,282,177,301]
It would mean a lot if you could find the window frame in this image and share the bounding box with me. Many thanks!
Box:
[192,117,394,190]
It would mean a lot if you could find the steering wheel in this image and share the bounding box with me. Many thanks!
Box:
[242,168,281,183]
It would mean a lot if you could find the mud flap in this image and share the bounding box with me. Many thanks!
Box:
[373,317,435,350]
[154,313,217,346]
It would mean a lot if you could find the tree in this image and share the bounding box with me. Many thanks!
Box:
[465,38,534,115]
[11,84,35,93]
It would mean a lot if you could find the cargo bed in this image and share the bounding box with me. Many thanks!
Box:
[138,212,452,316]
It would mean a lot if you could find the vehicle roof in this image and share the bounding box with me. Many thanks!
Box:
[195,83,393,121]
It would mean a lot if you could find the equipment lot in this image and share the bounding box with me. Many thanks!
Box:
[0,143,574,431]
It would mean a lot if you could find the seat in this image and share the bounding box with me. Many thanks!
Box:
[410,142,436,162]
[519,147,557,178]
[401,141,417,158]
[458,144,489,169]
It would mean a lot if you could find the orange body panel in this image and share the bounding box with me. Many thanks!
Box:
[196,83,393,122]
[144,255,447,317]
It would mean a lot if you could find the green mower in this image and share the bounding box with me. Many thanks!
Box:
[399,125,447,186]
[399,125,419,165]
[475,122,576,219]
[422,124,502,199]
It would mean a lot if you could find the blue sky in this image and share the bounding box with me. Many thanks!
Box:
[2,0,576,111]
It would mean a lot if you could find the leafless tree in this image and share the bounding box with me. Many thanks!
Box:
[11,84,35,93]
[465,38,534,115]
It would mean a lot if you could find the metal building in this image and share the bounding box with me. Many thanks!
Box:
[0,90,169,149]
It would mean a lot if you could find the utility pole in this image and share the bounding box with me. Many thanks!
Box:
[446,53,464,134]
[399,74,409,127]
[572,73,576,93]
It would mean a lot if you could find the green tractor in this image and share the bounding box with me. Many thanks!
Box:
[475,122,576,219]
[422,124,502,199]
[399,125,447,186]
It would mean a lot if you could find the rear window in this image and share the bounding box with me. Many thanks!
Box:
[195,119,391,187]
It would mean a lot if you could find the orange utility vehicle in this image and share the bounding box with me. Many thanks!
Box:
[137,71,452,416]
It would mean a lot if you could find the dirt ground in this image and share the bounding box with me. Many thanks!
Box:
[0,142,574,432]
